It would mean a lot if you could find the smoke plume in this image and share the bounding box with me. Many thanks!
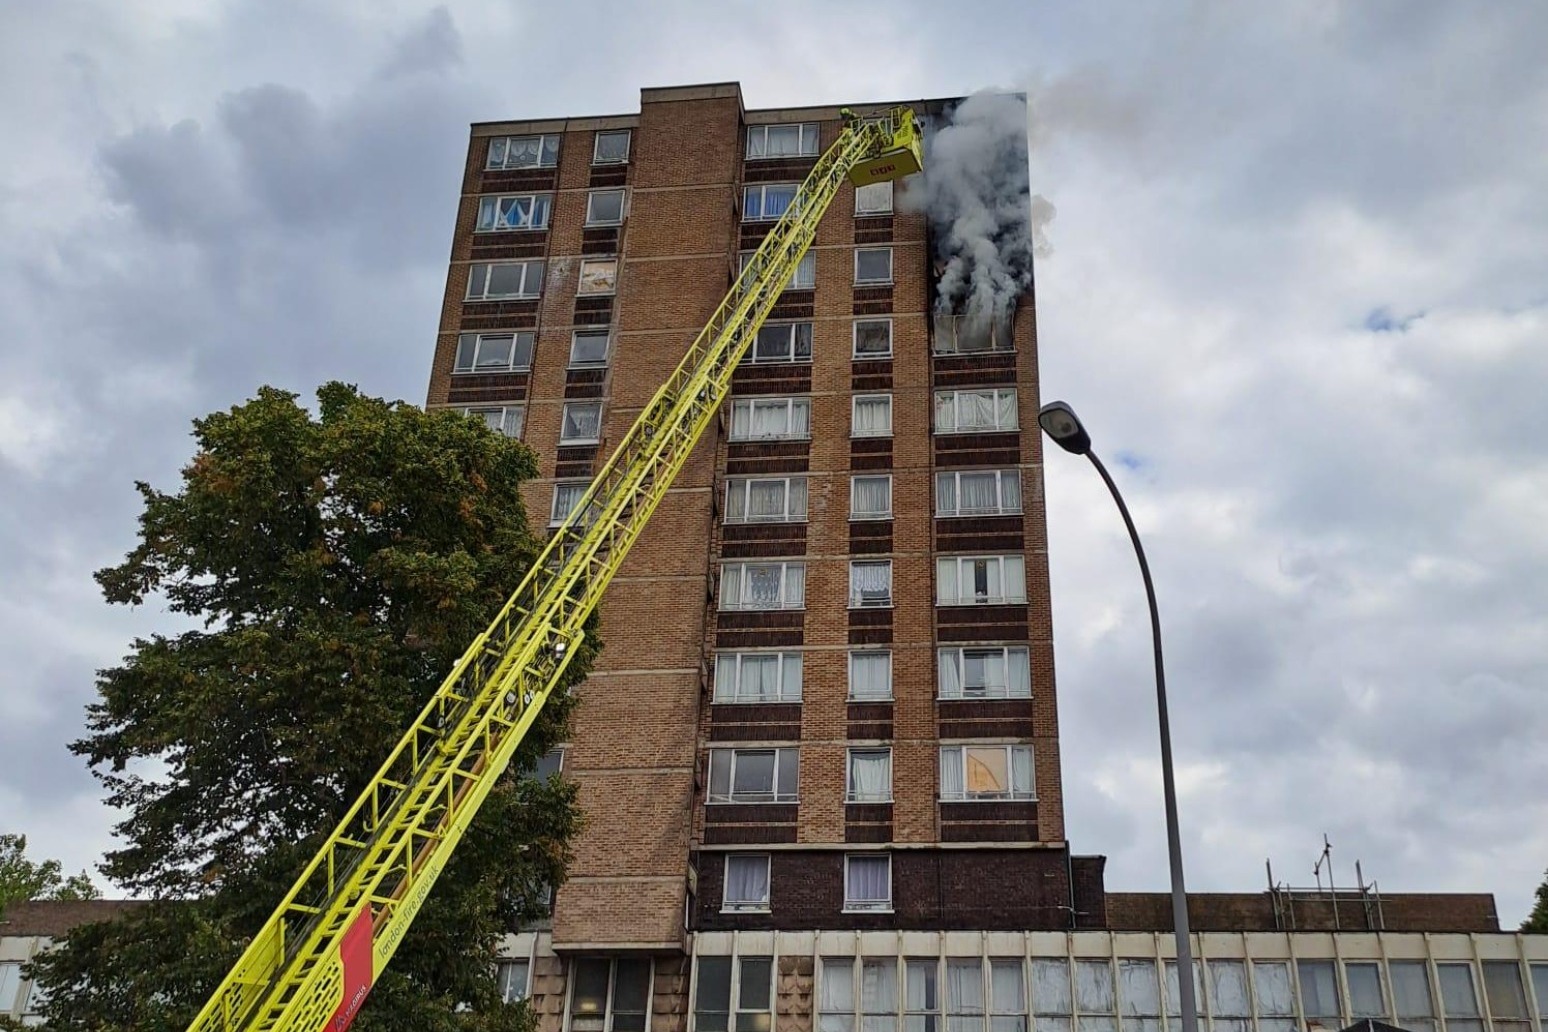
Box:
[914,91,1052,336]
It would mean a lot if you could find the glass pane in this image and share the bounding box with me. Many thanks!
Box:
[909,960,939,1012]
[614,959,652,1025]
[699,957,734,1013]
[993,1019,1028,1032]
[1035,1019,1072,1032]
[476,334,515,369]
[1531,966,1548,1026]
[1163,963,1204,1018]
[992,961,1025,1014]
[1253,963,1295,1017]
[1033,960,1072,1015]
[1346,963,1385,1018]
[741,958,773,1011]
[455,333,477,371]
[588,190,624,223]
[733,751,775,796]
[824,960,857,1013]
[863,959,899,1015]
[1258,1021,1297,1032]
[487,263,525,296]
[573,958,611,1015]
[570,333,609,365]
[1077,1019,1115,1032]
[948,960,984,1014]
[1117,961,1159,1017]
[1075,961,1114,1015]
[1483,963,1528,1019]
[512,332,535,368]
[1119,1020,1161,1032]
[1440,964,1481,1017]
[1391,962,1434,1019]
[777,748,799,797]
[964,747,1009,796]
[1208,962,1249,1017]
[1298,961,1340,1019]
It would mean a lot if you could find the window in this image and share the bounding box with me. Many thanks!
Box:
[741,250,815,290]
[724,477,808,523]
[1345,962,1388,1021]
[529,747,566,781]
[747,122,819,158]
[820,958,856,1032]
[570,958,652,1032]
[0,963,21,1012]
[560,401,603,443]
[1440,965,1484,1032]
[695,956,774,1032]
[743,183,800,221]
[939,744,1034,801]
[907,959,941,1032]
[846,748,892,802]
[593,129,631,164]
[1075,959,1116,1032]
[1163,962,1205,1032]
[487,134,559,170]
[848,651,893,701]
[729,397,811,441]
[1483,963,1531,1032]
[850,475,893,520]
[936,470,1022,517]
[1118,959,1162,1032]
[1207,961,1251,1032]
[714,651,803,703]
[498,959,531,1003]
[852,395,893,438]
[1252,962,1297,1032]
[723,854,771,912]
[1033,958,1073,1032]
[937,555,1027,606]
[462,406,524,438]
[578,258,618,295]
[720,562,806,611]
[586,189,626,226]
[853,319,893,359]
[707,747,799,803]
[855,247,893,284]
[992,960,1028,1032]
[569,331,611,368]
[1389,962,1436,1032]
[1297,961,1342,1027]
[849,560,893,608]
[844,855,891,912]
[1529,966,1547,1032]
[748,322,813,363]
[934,312,1014,354]
[864,959,900,1032]
[20,975,47,1024]
[476,193,552,231]
[856,181,893,215]
[467,260,544,300]
[948,959,987,1032]
[455,331,534,373]
[938,646,1030,699]
[935,389,1018,433]
[551,481,591,527]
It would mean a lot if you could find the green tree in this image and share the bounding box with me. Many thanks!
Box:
[28,384,595,1032]
[0,834,99,918]
[1524,868,1548,934]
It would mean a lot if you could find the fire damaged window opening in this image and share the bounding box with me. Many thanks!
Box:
[577,258,618,295]
[455,331,534,374]
[486,133,560,170]
[933,311,1015,355]
[476,193,552,232]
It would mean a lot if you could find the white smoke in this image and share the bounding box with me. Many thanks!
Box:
[910,91,1054,336]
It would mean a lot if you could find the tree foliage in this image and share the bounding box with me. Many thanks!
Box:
[30,384,595,1031]
[1524,868,1548,934]
[0,834,99,918]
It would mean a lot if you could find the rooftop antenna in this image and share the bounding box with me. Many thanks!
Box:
[1313,834,1339,930]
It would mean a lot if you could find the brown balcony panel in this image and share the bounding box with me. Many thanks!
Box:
[565,367,607,386]
[845,802,893,844]
[730,363,812,396]
[935,605,1029,642]
[941,822,1039,843]
[854,216,894,244]
[479,168,558,193]
[743,157,819,183]
[739,223,775,250]
[847,702,893,723]
[714,610,804,649]
[849,520,893,555]
[563,381,605,399]
[460,299,539,331]
[720,522,808,559]
[447,374,530,406]
[581,227,621,255]
[932,352,1017,386]
[588,165,629,188]
[847,721,894,740]
[938,699,1035,740]
[851,360,893,392]
[769,292,815,320]
[470,233,548,261]
[936,516,1026,553]
[703,824,799,846]
[934,433,1021,468]
[849,437,893,472]
[708,703,803,742]
[573,296,614,325]
[726,440,810,476]
[853,286,893,316]
[848,607,892,645]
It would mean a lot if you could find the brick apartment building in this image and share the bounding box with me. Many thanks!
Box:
[5,80,1544,1032]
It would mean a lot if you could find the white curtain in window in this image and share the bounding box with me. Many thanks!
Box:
[725,855,769,904]
[781,654,802,699]
[966,391,998,428]
[765,186,796,218]
[853,477,891,516]
[1011,748,1033,796]
[746,564,782,606]
[851,563,891,603]
[788,478,808,516]
[721,565,743,608]
[726,483,747,520]
[1004,556,1026,600]
[785,565,806,606]
[1388,963,1432,1021]
[851,653,891,699]
[936,393,956,431]
[1007,649,1031,696]
[751,401,790,437]
[847,858,889,904]
[854,397,891,435]
[849,751,890,800]
[748,479,786,518]
[948,961,986,1032]
[790,399,812,435]
[862,960,898,1025]
[939,748,964,799]
[563,404,600,440]
[938,651,962,697]
[744,655,778,700]
[937,558,958,603]
[997,391,1017,428]
[822,962,857,1032]
[730,404,751,439]
[959,473,999,513]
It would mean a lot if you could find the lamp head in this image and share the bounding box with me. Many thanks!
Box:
[1037,400,1092,456]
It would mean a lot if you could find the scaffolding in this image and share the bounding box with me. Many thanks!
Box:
[1267,836,1387,931]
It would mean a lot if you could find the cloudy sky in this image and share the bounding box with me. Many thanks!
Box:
[2,1,1545,923]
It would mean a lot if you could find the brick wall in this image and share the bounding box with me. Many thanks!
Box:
[1104,890,1501,933]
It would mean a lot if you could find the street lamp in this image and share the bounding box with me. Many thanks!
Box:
[1037,400,1199,1032]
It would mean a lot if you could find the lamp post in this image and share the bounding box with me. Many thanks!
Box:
[1037,400,1199,1032]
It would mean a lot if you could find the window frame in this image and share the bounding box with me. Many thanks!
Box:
[593,129,632,165]
[848,559,894,609]
[935,469,1023,518]
[718,561,807,611]
[746,321,814,364]
[466,260,545,301]
[498,958,532,1004]
[742,182,801,222]
[696,956,775,1032]
[568,957,654,1032]
[721,853,772,913]
[855,180,894,216]
[454,331,535,374]
[585,189,627,227]
[846,747,893,803]
[461,405,524,439]
[936,554,1028,606]
[740,249,815,290]
[937,645,1032,700]
[934,311,1015,354]
[486,133,560,170]
[842,853,893,913]
[569,330,611,369]
[847,650,894,702]
[849,474,894,521]
[852,318,894,359]
[550,480,592,527]
[728,396,812,442]
[706,746,800,804]
[712,650,804,704]
[854,247,894,285]
[723,476,809,524]
[475,193,552,232]
[851,394,894,438]
[939,743,1036,801]
[577,257,619,296]
[934,388,1019,434]
[560,400,604,444]
[746,122,820,159]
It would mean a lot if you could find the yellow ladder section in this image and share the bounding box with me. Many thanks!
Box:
[185,106,922,1032]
